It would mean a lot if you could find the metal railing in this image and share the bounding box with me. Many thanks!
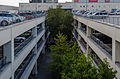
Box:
[37,40,44,51]
[0,57,6,69]
[14,36,35,56]
[75,14,120,27]
[79,40,87,50]
[80,28,87,34]
[15,51,35,79]
[0,13,46,27]
[115,61,120,67]
[37,28,43,34]
[90,35,112,57]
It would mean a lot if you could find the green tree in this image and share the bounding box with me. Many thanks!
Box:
[97,59,117,79]
[49,33,117,79]
[49,32,72,78]
[47,6,74,40]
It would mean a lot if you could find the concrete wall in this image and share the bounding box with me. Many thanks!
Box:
[19,3,120,11]
[0,5,18,12]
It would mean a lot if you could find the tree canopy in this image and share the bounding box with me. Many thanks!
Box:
[49,32,117,79]
[46,6,74,40]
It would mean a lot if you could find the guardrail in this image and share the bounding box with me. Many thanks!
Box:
[79,40,87,50]
[37,40,44,51]
[74,14,120,27]
[90,35,112,59]
[15,51,35,79]
[80,28,87,34]
[0,14,46,27]
[14,36,35,56]
[37,28,43,34]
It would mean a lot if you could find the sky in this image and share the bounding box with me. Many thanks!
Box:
[0,0,72,7]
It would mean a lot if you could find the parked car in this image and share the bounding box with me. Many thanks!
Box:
[108,9,117,15]
[115,10,120,15]
[19,13,34,19]
[12,14,25,23]
[88,12,108,19]
[0,13,13,26]
[14,37,26,43]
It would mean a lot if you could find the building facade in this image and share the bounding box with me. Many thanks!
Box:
[19,3,120,11]
[30,0,58,3]
[73,0,120,3]
[0,5,18,13]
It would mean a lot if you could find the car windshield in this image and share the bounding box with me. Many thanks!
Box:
[26,13,32,15]
[20,13,26,15]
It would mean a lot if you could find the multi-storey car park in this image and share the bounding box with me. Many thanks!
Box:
[0,14,50,79]
[1,1,120,79]
[73,15,120,78]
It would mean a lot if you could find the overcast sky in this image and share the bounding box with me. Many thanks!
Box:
[0,0,72,7]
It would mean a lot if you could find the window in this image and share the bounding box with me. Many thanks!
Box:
[92,5,94,7]
[6,14,13,17]
[0,14,3,16]
[95,13,100,15]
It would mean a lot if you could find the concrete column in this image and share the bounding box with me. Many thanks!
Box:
[42,46,46,54]
[42,0,44,3]
[3,41,12,63]
[78,35,81,41]
[42,22,45,30]
[78,22,82,29]
[42,34,45,41]
[86,26,92,55]
[3,38,14,79]
[114,41,120,63]
[112,39,116,63]
[32,26,37,38]
[87,26,92,37]
[11,38,14,79]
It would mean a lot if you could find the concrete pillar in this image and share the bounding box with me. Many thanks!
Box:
[11,38,14,79]
[86,26,92,55]
[78,34,81,41]
[42,22,45,30]
[42,34,45,41]
[3,41,12,63]
[32,26,37,38]
[42,34,46,54]
[87,26,92,37]
[112,39,116,63]
[42,46,46,54]
[115,41,120,63]
[3,38,14,79]
[78,22,82,29]
[42,0,44,3]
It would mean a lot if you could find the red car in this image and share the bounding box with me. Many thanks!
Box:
[19,13,34,19]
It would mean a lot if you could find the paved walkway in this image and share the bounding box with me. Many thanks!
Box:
[29,50,54,79]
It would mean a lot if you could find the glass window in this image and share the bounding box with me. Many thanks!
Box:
[0,14,3,16]
[95,13,100,15]
[6,14,13,17]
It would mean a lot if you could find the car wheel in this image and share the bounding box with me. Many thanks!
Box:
[1,21,8,26]
[16,19,21,23]
[20,39,24,42]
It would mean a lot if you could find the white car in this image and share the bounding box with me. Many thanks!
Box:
[12,14,25,23]
[0,13,13,26]
[15,37,26,43]
[115,10,120,15]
